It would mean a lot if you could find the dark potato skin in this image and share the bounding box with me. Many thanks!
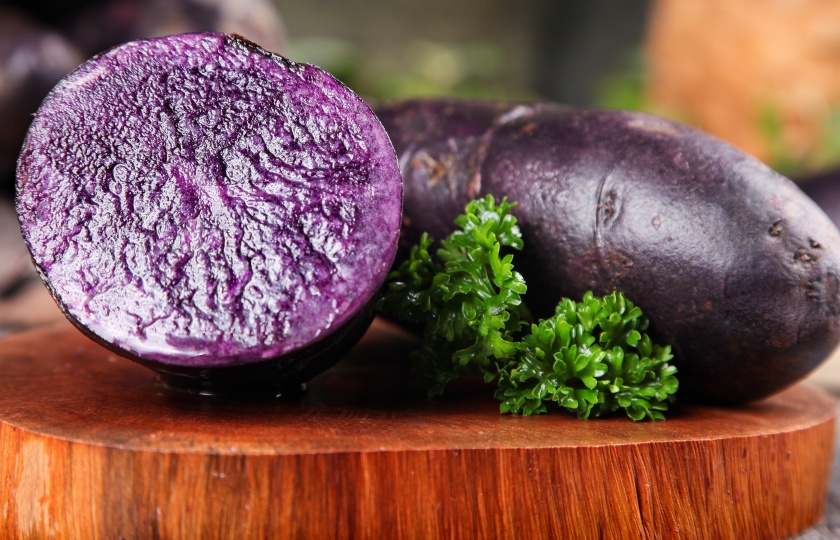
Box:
[376,98,840,403]
[69,300,375,397]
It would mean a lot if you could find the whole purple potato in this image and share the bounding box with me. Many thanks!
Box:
[376,98,840,404]
[16,33,403,395]
[0,9,84,190]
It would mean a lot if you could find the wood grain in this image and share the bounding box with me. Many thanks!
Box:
[0,318,835,539]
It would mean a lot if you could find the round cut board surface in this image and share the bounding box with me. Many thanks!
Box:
[0,318,835,539]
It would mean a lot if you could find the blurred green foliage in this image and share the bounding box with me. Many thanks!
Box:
[594,50,648,113]
[760,106,840,177]
[594,52,840,177]
[287,37,531,102]
[290,35,840,177]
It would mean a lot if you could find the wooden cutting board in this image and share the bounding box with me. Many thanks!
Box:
[0,318,835,539]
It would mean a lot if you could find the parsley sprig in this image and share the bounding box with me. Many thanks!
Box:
[378,195,678,420]
[378,197,529,397]
[498,292,677,419]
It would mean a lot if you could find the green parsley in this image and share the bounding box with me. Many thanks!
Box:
[378,195,678,420]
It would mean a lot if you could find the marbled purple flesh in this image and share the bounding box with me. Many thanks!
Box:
[377,98,840,403]
[17,33,403,373]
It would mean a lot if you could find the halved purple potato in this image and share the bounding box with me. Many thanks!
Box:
[17,33,402,394]
[376,98,840,404]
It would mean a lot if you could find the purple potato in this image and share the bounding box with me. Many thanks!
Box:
[16,33,403,394]
[0,9,84,190]
[376,98,840,404]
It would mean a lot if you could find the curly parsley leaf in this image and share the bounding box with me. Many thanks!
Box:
[378,195,529,397]
[378,196,678,420]
[496,292,678,420]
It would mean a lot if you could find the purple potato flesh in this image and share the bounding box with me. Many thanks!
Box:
[17,33,403,382]
[376,98,840,403]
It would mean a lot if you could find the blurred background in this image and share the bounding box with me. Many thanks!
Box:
[5,0,840,386]
[7,0,840,179]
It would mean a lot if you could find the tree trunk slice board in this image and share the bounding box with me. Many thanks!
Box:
[0,318,835,539]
